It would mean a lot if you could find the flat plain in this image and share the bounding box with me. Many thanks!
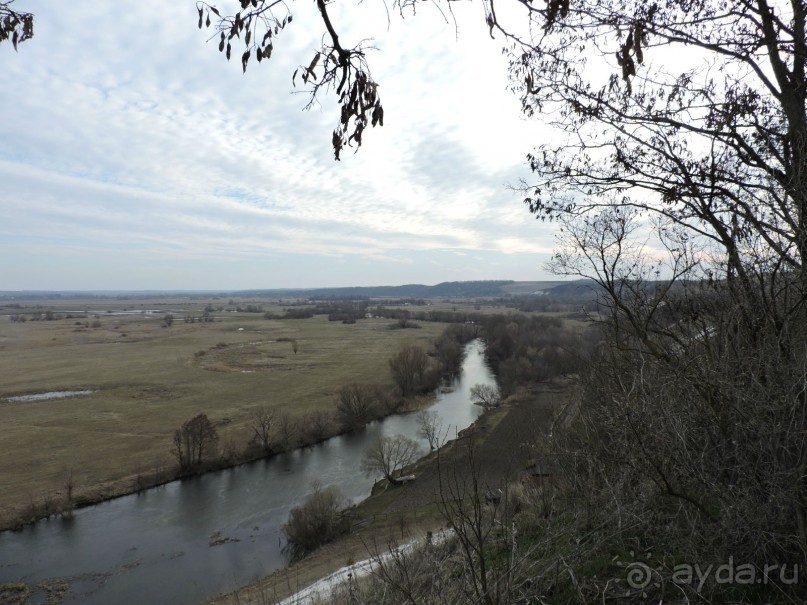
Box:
[0,298,447,528]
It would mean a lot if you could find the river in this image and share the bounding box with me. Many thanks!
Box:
[0,339,494,604]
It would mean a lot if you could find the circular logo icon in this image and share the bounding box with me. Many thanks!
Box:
[626,562,653,589]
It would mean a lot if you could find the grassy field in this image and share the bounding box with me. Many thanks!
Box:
[0,299,446,528]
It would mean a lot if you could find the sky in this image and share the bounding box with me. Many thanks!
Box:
[0,1,562,290]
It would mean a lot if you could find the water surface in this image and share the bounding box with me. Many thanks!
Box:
[0,340,494,604]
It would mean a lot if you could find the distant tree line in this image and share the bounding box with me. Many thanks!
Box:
[235,304,264,313]
[374,310,597,392]
[264,300,369,323]
[183,311,215,323]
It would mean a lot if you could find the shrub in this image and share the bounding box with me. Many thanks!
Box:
[282,484,350,559]
[335,383,378,430]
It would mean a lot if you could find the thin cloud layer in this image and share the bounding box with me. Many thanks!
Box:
[0,2,558,289]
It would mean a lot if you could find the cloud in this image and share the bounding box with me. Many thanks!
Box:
[0,1,559,289]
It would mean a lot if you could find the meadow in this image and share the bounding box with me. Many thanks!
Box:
[0,298,446,529]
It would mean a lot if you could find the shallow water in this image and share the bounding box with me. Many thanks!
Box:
[5,390,94,402]
[0,340,495,605]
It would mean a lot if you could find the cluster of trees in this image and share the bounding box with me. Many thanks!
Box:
[387,344,436,396]
[373,298,427,307]
[334,383,387,430]
[183,311,215,323]
[374,307,485,325]
[334,330,474,431]
[320,301,368,323]
[172,413,219,472]
[433,323,480,374]
[482,314,596,392]
[263,307,314,320]
[234,304,263,313]
[264,301,370,323]
[37,310,59,321]
[504,295,596,314]
[9,310,100,322]
[244,406,309,454]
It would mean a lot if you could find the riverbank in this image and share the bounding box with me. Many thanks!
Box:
[207,378,576,605]
[0,339,493,605]
[0,392,438,533]
[0,312,450,534]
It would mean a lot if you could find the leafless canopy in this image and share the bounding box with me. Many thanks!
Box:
[469,383,500,408]
[172,413,219,470]
[361,434,420,484]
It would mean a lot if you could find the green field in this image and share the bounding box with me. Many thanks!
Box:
[0,299,446,528]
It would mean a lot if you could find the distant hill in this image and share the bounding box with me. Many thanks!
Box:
[239,280,518,299]
[0,280,603,301]
[541,280,602,300]
[500,281,569,296]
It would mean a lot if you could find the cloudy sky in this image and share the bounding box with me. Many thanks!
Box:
[1,1,561,290]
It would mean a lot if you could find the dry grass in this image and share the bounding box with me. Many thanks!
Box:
[0,299,446,528]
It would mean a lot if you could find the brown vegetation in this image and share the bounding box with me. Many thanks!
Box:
[0,306,447,531]
[282,484,352,560]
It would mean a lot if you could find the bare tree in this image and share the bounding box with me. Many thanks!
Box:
[416,410,442,451]
[388,344,429,396]
[305,409,335,442]
[335,382,377,429]
[361,435,420,485]
[469,384,500,409]
[250,406,274,453]
[274,411,298,451]
[172,413,218,470]
[61,468,75,518]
